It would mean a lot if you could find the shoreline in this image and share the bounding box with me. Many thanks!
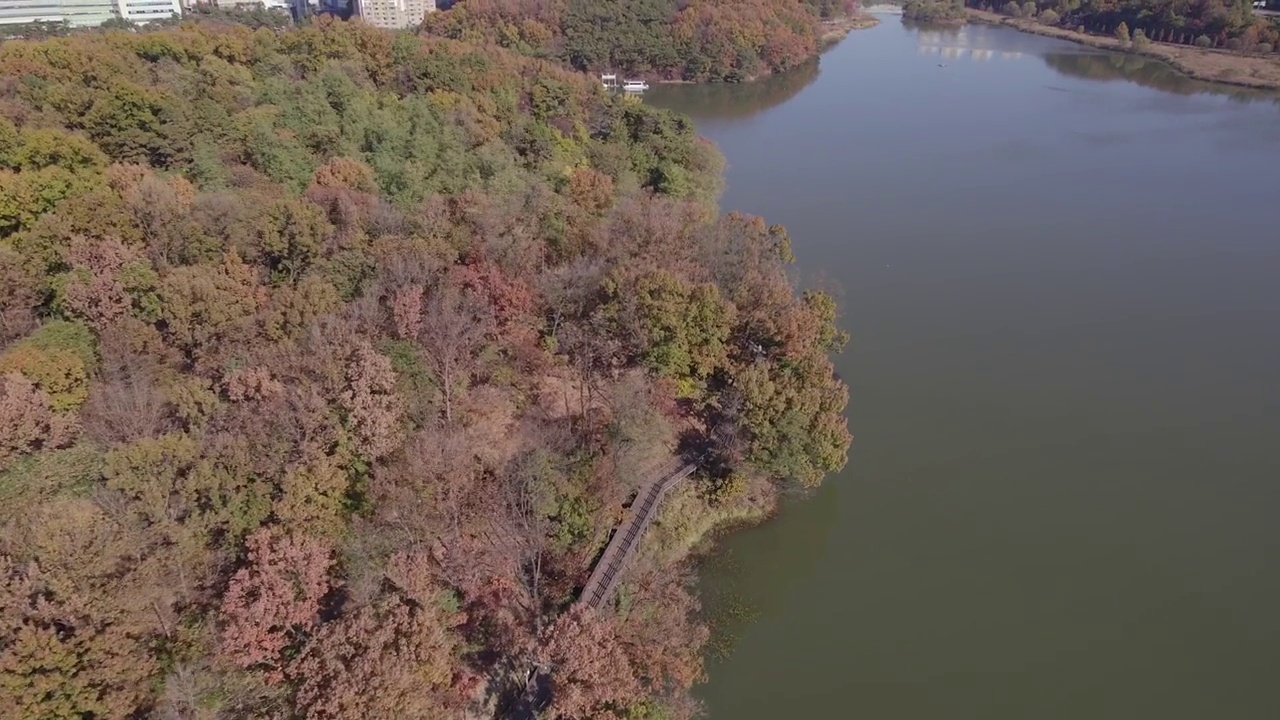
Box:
[966,8,1280,91]
[820,13,882,48]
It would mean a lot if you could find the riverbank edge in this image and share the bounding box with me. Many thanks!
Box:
[966,8,1280,91]
[820,14,882,48]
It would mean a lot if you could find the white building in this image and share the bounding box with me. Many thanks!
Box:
[357,0,432,30]
[0,0,179,27]
[216,0,291,10]
[115,0,180,23]
[0,0,118,27]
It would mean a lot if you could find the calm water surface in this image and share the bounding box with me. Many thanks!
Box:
[649,17,1280,720]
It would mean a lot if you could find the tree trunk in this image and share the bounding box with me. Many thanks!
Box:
[443,364,453,425]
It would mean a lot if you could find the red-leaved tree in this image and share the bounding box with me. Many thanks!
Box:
[338,340,404,460]
[60,236,137,330]
[219,528,336,682]
[288,593,461,720]
[0,372,79,468]
[539,606,642,719]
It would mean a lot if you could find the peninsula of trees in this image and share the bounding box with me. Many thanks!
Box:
[0,14,850,720]
[423,0,859,82]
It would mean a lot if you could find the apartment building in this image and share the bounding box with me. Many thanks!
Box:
[0,0,118,27]
[0,0,179,26]
[356,0,431,30]
[116,0,179,22]
[215,0,293,11]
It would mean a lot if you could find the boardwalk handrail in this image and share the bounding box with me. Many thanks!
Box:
[577,457,700,610]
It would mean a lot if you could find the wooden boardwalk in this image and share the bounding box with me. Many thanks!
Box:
[577,456,699,610]
[513,457,701,718]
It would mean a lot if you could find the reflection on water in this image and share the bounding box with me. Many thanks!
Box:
[910,20,1062,57]
[913,22,1029,61]
[642,60,820,122]
[650,18,1275,129]
[656,17,1280,720]
[1042,51,1279,103]
[909,19,1276,102]
[918,43,1027,61]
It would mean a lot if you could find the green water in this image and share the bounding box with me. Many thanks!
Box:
[649,18,1280,720]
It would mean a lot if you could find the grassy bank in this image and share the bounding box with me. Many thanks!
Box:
[644,479,777,568]
[967,8,1280,90]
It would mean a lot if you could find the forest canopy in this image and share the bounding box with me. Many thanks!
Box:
[0,14,849,720]
[422,0,857,82]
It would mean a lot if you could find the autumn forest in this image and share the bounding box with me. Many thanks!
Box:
[423,0,858,82]
[0,9,850,720]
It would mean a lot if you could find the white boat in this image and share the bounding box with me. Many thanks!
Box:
[622,80,649,92]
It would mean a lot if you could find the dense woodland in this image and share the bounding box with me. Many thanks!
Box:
[422,0,856,82]
[972,0,1280,49]
[904,0,968,23]
[0,14,850,720]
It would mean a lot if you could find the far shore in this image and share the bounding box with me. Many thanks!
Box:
[967,8,1280,91]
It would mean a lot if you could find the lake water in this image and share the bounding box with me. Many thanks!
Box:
[648,17,1280,720]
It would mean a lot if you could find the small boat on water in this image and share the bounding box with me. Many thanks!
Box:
[601,74,649,93]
